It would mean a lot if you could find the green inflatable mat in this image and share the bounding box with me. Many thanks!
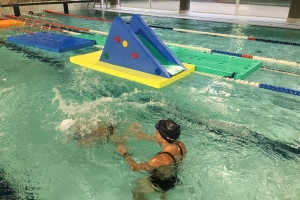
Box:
[74,34,262,80]
[168,46,262,80]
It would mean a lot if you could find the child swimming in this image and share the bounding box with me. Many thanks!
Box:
[59,119,118,147]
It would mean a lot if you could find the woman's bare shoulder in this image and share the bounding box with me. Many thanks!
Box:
[177,141,187,154]
[148,153,173,167]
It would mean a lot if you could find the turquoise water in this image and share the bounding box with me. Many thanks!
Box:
[0,10,300,199]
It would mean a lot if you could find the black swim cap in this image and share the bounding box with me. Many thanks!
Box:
[155,120,181,143]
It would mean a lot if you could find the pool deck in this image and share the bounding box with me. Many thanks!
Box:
[95,2,300,30]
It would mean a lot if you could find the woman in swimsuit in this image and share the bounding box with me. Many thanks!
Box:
[117,119,187,200]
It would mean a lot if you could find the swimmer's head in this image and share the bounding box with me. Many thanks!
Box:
[107,125,115,135]
[155,119,181,143]
[28,11,34,15]
[59,119,75,132]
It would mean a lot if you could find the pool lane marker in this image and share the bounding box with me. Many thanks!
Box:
[252,55,299,67]
[197,72,300,97]
[5,15,300,69]
[1,27,34,34]
[5,15,90,32]
[22,14,62,23]
[5,15,107,36]
[1,21,65,33]
[173,28,248,40]
[260,67,300,77]
[173,28,300,47]
[258,84,300,96]
[44,10,112,22]
[43,10,300,47]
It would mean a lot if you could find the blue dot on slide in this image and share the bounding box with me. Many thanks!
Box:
[155,68,161,75]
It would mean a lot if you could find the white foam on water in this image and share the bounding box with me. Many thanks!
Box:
[59,119,76,133]
[0,86,14,95]
[52,86,165,119]
[52,87,114,116]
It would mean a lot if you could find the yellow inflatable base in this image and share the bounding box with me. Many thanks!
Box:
[70,51,195,89]
[0,20,24,28]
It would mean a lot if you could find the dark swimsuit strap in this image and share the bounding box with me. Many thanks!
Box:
[158,152,177,166]
[158,143,183,167]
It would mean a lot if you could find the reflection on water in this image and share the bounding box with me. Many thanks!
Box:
[0,168,16,200]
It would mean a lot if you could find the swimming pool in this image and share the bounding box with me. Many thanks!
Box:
[0,10,300,200]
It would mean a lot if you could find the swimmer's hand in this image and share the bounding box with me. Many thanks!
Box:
[116,144,128,155]
[135,131,144,140]
[134,131,156,142]
[126,122,142,132]
[125,122,155,142]
[110,134,127,146]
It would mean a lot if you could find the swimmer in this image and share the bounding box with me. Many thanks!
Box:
[27,11,45,17]
[28,11,35,15]
[117,120,187,200]
[59,119,122,147]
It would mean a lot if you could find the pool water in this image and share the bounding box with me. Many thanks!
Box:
[0,9,300,200]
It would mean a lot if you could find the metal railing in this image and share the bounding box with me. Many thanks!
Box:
[1,0,94,16]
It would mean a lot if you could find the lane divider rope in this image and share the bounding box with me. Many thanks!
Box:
[22,14,61,22]
[44,10,300,47]
[258,84,300,96]
[44,10,112,22]
[0,27,34,34]
[260,67,300,77]
[5,15,90,33]
[173,28,300,47]
[173,28,248,40]
[196,72,300,96]
[1,20,65,33]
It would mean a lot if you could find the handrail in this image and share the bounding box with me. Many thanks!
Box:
[1,0,93,7]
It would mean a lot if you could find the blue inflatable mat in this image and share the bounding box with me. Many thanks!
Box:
[7,32,96,53]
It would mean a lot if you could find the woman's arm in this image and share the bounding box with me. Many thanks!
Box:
[126,122,156,143]
[123,154,151,172]
[117,145,153,172]
[135,131,156,143]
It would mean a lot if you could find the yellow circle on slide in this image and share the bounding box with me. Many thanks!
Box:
[122,40,128,48]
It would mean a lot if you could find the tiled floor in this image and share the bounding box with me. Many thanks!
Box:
[95,1,300,30]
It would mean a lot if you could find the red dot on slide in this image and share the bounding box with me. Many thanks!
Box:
[132,52,138,59]
[115,36,120,43]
